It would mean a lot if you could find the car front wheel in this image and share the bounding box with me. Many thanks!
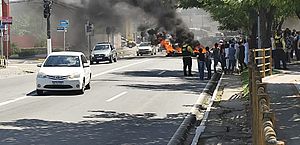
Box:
[78,79,85,94]
[86,74,91,89]
[109,56,113,63]
[36,90,43,95]
[113,56,117,62]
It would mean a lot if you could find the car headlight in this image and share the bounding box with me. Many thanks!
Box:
[37,72,47,78]
[68,73,81,79]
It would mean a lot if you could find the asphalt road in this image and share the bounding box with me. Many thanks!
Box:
[0,55,208,145]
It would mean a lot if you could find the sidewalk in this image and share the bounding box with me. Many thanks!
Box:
[0,59,40,79]
[197,73,252,144]
[263,62,300,145]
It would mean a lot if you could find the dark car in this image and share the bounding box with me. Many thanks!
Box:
[90,42,117,64]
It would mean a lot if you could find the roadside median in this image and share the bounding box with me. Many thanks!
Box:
[167,72,222,145]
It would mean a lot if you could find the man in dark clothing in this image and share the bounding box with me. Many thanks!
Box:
[295,32,300,61]
[274,31,287,69]
[205,47,212,79]
[238,41,247,72]
[212,43,220,73]
[197,47,206,80]
[219,43,226,72]
[182,40,194,76]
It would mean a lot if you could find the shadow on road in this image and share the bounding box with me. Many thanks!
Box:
[267,83,300,144]
[112,69,209,94]
[26,90,90,97]
[0,111,185,145]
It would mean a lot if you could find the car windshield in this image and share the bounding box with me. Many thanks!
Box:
[94,45,110,50]
[139,43,150,47]
[43,55,80,67]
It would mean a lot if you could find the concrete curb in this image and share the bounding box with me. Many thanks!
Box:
[167,72,222,145]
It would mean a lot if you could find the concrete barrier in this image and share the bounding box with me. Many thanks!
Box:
[0,58,6,68]
[167,72,222,145]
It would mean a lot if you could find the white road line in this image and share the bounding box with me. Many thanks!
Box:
[92,59,152,78]
[0,59,151,107]
[106,91,128,102]
[0,96,31,107]
[191,73,224,145]
[158,70,166,75]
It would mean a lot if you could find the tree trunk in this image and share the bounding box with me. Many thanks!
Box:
[264,7,275,48]
[249,8,258,49]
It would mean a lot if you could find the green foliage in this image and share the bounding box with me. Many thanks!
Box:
[241,69,249,98]
[18,48,46,58]
[11,43,21,55]
[177,0,300,33]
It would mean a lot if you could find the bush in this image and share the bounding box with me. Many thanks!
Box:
[241,69,249,98]
[18,48,47,58]
[11,43,21,55]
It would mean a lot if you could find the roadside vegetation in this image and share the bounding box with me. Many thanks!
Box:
[241,69,249,99]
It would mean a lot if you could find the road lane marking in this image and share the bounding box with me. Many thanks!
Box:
[0,96,31,107]
[158,70,166,75]
[92,59,152,78]
[0,59,151,107]
[106,91,128,102]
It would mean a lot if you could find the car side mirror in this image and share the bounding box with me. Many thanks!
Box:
[37,63,42,67]
[83,63,90,68]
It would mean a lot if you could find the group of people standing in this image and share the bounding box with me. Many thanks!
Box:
[181,39,250,80]
[272,28,300,69]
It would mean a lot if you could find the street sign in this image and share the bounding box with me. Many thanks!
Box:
[59,20,69,28]
[57,27,66,32]
[1,17,12,24]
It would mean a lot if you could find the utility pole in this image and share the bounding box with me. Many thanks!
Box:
[43,0,52,55]
[85,21,93,59]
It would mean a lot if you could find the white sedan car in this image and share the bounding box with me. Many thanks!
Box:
[36,52,91,95]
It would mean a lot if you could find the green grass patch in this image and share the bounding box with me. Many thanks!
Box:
[272,69,281,75]
[241,70,249,99]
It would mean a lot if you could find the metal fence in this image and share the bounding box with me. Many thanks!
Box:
[249,50,284,145]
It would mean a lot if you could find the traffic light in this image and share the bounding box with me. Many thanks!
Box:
[85,22,94,33]
[43,0,52,18]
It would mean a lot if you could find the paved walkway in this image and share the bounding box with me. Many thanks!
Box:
[197,73,252,144]
[263,62,300,145]
[197,61,300,145]
[0,59,40,79]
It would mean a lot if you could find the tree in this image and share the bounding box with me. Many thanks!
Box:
[177,0,300,48]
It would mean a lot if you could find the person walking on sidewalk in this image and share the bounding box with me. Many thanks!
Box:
[197,47,206,80]
[295,32,300,60]
[182,39,194,76]
[224,43,230,74]
[238,41,247,72]
[212,43,220,73]
[220,42,226,72]
[274,30,288,69]
[284,28,293,63]
[243,39,249,65]
[205,46,212,80]
[228,43,236,74]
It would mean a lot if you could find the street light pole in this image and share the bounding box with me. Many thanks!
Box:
[44,0,52,55]
[47,15,52,54]
[63,29,66,51]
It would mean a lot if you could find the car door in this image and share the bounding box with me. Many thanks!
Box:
[81,54,91,84]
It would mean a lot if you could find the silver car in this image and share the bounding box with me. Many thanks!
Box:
[90,42,117,64]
